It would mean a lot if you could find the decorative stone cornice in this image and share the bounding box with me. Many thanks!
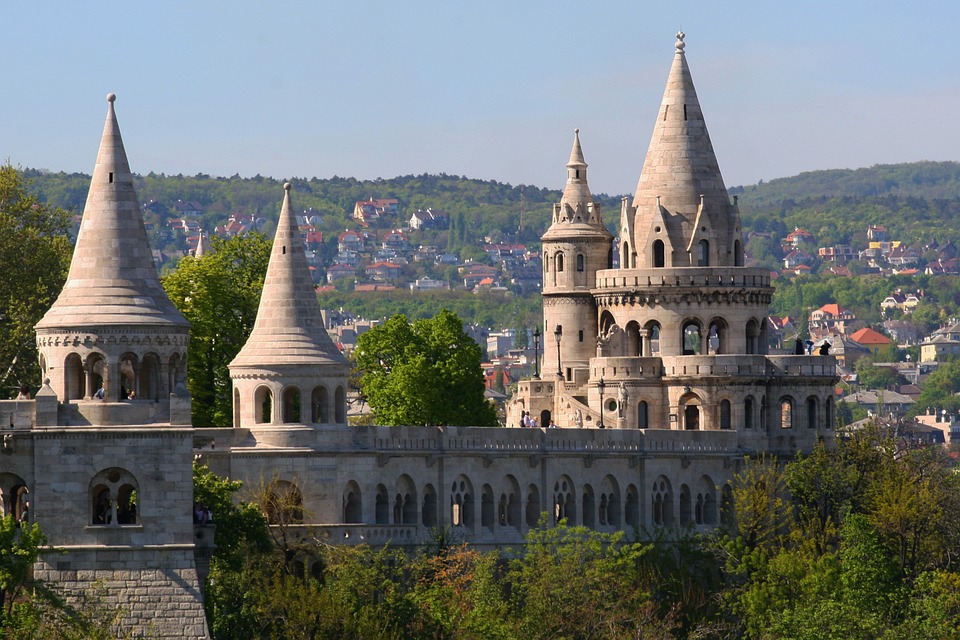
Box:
[594,288,772,308]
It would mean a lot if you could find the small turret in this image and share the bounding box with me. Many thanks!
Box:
[35,94,190,418]
[230,184,349,430]
[540,130,613,384]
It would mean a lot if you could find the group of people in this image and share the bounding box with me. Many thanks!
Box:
[519,411,557,429]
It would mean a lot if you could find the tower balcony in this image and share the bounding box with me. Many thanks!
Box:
[594,267,771,292]
[590,354,836,382]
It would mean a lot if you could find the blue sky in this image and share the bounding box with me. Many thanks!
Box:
[3,1,959,196]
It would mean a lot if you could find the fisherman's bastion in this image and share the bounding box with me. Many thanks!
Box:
[0,34,836,638]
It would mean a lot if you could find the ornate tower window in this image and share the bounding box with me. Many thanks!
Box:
[697,239,709,266]
[653,240,665,268]
[90,468,139,526]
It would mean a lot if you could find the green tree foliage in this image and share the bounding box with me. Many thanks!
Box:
[909,359,960,418]
[506,520,674,640]
[0,163,72,397]
[716,430,960,639]
[161,233,271,426]
[193,464,272,639]
[354,310,498,426]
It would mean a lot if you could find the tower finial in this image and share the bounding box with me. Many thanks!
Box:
[106,92,116,103]
[675,31,685,52]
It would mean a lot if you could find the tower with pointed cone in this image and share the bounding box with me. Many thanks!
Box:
[29,94,209,639]
[229,183,350,445]
[512,33,836,452]
[540,129,614,385]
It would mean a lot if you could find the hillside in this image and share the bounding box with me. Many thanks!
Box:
[730,161,960,206]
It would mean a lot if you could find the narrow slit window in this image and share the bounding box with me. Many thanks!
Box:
[683,104,688,121]
[108,172,114,183]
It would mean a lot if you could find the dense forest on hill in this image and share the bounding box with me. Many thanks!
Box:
[732,161,960,247]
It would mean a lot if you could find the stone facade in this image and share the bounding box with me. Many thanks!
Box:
[7,32,835,637]
[3,94,209,639]
[199,33,836,553]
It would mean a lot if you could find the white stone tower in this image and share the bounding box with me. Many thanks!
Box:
[30,94,208,639]
[230,183,350,445]
[540,130,614,388]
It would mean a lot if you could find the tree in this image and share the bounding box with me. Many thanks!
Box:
[0,163,72,397]
[162,233,271,426]
[354,310,498,426]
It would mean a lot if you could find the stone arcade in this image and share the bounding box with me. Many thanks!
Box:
[0,34,835,638]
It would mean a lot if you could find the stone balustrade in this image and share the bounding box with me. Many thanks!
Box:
[594,267,771,290]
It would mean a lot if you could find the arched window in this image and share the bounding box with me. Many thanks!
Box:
[780,397,794,429]
[375,485,389,524]
[734,240,744,266]
[90,468,139,527]
[525,484,541,528]
[682,321,702,355]
[684,404,700,430]
[0,475,30,523]
[625,321,641,357]
[282,386,301,423]
[697,239,709,266]
[343,482,362,523]
[553,477,576,525]
[679,485,692,525]
[652,476,672,526]
[625,485,640,527]
[255,385,273,424]
[621,241,630,268]
[720,400,731,430]
[807,396,819,429]
[140,353,161,400]
[119,352,138,399]
[637,401,649,429]
[653,240,665,268]
[65,353,85,400]
[744,396,755,429]
[87,353,106,400]
[481,485,495,530]
[576,254,584,272]
[708,319,726,354]
[648,323,661,355]
[422,484,438,527]
[746,319,759,355]
[450,477,473,529]
[311,385,329,423]
[582,485,596,529]
[556,253,564,273]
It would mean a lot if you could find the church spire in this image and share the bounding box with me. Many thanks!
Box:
[230,184,346,368]
[630,33,741,267]
[36,93,187,329]
[559,128,593,214]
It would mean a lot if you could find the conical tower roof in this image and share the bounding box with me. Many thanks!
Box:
[36,94,187,329]
[632,32,731,218]
[542,129,610,240]
[231,184,347,368]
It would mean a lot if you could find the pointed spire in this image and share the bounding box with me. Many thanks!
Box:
[231,184,346,368]
[632,32,729,213]
[194,230,207,258]
[36,94,187,329]
[560,129,593,212]
[630,33,740,265]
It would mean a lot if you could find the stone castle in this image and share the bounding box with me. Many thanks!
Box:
[1,33,835,638]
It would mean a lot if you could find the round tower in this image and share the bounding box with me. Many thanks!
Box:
[230,184,350,443]
[540,130,614,386]
[35,93,191,424]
